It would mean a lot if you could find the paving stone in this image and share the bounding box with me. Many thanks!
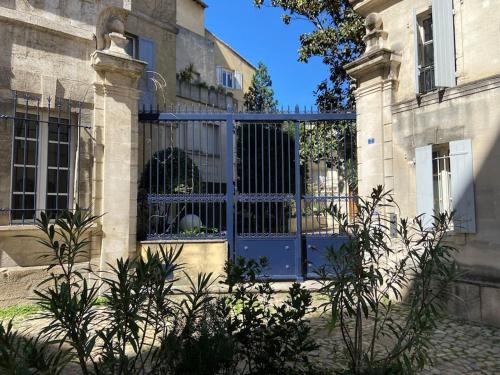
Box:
[3,301,500,374]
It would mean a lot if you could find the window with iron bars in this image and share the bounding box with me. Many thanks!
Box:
[432,144,453,218]
[9,109,76,224]
[418,15,436,94]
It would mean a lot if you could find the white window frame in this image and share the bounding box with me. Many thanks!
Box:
[416,140,476,233]
[218,67,235,89]
[417,12,436,94]
[10,110,76,224]
[432,144,453,217]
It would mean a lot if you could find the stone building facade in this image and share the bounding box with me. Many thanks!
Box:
[0,0,255,306]
[347,0,500,325]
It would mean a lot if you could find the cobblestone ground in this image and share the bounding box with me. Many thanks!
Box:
[307,308,500,375]
[6,305,500,374]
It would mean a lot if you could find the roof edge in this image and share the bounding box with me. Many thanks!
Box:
[205,29,257,70]
[192,0,208,9]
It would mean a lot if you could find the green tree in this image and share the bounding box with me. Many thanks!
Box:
[253,0,364,110]
[243,62,278,112]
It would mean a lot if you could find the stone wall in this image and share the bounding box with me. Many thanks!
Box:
[206,31,256,105]
[176,26,216,86]
[347,0,500,325]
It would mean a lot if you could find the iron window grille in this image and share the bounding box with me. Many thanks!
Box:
[432,145,453,217]
[3,94,86,225]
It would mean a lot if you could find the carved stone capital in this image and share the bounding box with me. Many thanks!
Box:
[345,47,401,85]
[91,50,146,89]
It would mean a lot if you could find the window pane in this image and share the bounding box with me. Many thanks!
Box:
[15,115,38,139]
[48,118,70,142]
[47,169,69,194]
[11,194,36,221]
[14,139,37,165]
[13,166,36,192]
[423,17,433,42]
[423,43,434,66]
[48,142,69,167]
[46,195,69,217]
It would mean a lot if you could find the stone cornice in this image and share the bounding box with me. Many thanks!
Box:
[345,48,401,81]
[91,50,146,81]
[349,0,399,17]
[0,7,94,41]
[392,74,500,115]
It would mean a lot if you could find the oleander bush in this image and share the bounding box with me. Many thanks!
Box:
[316,186,460,375]
[0,209,319,375]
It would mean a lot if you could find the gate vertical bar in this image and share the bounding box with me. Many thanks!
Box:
[226,109,235,260]
[294,118,303,281]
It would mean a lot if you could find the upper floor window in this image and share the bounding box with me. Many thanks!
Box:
[216,67,243,90]
[418,15,436,94]
[413,0,456,95]
[11,111,75,224]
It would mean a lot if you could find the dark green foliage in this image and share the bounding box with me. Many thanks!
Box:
[0,207,319,375]
[236,122,301,233]
[0,321,72,375]
[253,0,364,110]
[222,257,319,375]
[317,186,460,374]
[243,62,278,112]
[139,148,202,195]
[138,148,203,239]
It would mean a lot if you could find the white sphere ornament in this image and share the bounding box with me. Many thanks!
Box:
[180,214,203,231]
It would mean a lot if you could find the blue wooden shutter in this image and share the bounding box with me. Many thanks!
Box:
[432,0,456,88]
[413,8,421,95]
[138,37,156,109]
[416,145,434,228]
[450,139,476,233]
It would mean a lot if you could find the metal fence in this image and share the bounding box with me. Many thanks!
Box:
[0,92,90,225]
[139,108,357,279]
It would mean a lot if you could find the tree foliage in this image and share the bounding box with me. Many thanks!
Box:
[253,0,364,110]
[243,62,278,112]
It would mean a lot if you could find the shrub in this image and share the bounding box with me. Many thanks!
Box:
[316,186,460,374]
[0,208,319,375]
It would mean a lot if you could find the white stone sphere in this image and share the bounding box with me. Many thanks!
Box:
[180,214,203,231]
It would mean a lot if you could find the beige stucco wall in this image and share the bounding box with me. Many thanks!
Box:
[348,0,500,324]
[0,1,176,292]
[176,0,205,36]
[207,31,256,104]
[138,240,228,287]
[353,0,500,104]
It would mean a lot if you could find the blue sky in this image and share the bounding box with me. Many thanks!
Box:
[205,0,329,108]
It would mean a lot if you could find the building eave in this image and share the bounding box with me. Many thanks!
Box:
[205,29,257,71]
[192,0,208,9]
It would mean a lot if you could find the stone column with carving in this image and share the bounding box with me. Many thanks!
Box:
[91,17,146,269]
[345,13,401,199]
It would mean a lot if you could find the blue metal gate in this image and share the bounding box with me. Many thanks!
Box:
[139,109,356,280]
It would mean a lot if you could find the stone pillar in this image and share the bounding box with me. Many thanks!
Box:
[91,24,146,268]
[345,13,400,198]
